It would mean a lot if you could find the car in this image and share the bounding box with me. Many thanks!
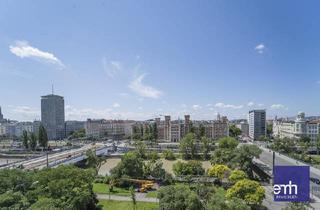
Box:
[310,177,320,185]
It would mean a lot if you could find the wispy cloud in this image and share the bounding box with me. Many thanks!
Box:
[7,105,40,121]
[254,43,266,54]
[129,73,163,99]
[192,104,202,111]
[214,102,243,109]
[103,58,121,78]
[247,101,254,107]
[9,40,64,68]
[317,80,320,84]
[270,104,286,110]
[112,102,120,108]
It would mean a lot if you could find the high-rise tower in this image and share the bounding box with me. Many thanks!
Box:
[41,94,65,140]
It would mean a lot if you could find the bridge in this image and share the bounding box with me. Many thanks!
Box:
[0,143,114,170]
[250,142,320,205]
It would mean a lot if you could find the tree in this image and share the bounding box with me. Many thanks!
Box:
[129,186,136,210]
[69,128,86,139]
[282,202,310,210]
[205,187,250,210]
[235,145,262,178]
[199,123,205,139]
[143,125,152,141]
[143,160,166,180]
[29,133,37,151]
[317,133,320,155]
[228,169,247,184]
[86,149,104,174]
[218,137,238,150]
[173,161,204,176]
[152,123,158,141]
[179,133,196,159]
[208,164,231,181]
[147,151,159,161]
[211,137,238,167]
[267,123,273,137]
[258,135,269,142]
[22,130,29,149]
[226,179,265,205]
[132,125,142,141]
[0,165,98,209]
[162,150,176,160]
[229,125,242,137]
[211,148,237,167]
[158,185,202,210]
[135,141,147,159]
[111,151,144,178]
[38,125,48,149]
[201,137,211,160]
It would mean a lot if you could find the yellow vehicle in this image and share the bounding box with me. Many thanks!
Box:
[120,178,154,192]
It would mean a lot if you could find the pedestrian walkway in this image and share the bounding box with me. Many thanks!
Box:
[96,193,159,203]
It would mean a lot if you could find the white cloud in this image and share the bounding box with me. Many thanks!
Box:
[192,105,202,110]
[317,80,320,84]
[247,102,254,107]
[254,43,266,54]
[214,102,243,109]
[129,74,163,99]
[65,105,156,120]
[138,106,143,110]
[270,104,286,110]
[258,103,264,107]
[6,105,40,121]
[206,103,212,107]
[209,107,214,111]
[9,40,64,68]
[112,103,120,108]
[102,58,121,78]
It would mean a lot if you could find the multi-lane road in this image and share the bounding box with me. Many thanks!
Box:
[1,143,105,170]
[249,143,320,209]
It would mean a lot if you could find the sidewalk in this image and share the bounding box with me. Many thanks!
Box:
[96,193,159,203]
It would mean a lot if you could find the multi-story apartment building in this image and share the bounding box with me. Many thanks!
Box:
[249,109,266,140]
[273,112,320,143]
[65,121,85,136]
[134,114,229,142]
[15,122,34,137]
[85,119,135,140]
[41,94,65,140]
[236,121,249,136]
[33,120,41,136]
[0,124,6,136]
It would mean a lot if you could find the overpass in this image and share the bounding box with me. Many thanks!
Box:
[0,143,112,170]
[251,143,320,203]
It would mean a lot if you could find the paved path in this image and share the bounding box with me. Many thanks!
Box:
[252,143,320,209]
[96,193,159,203]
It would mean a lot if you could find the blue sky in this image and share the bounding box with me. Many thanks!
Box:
[0,0,319,121]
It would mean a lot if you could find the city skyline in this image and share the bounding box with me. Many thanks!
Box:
[1,1,320,121]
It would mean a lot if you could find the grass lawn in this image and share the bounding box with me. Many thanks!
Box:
[146,191,158,198]
[98,200,158,210]
[93,183,131,196]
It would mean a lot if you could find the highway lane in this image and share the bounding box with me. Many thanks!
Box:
[4,143,105,170]
[256,145,320,200]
